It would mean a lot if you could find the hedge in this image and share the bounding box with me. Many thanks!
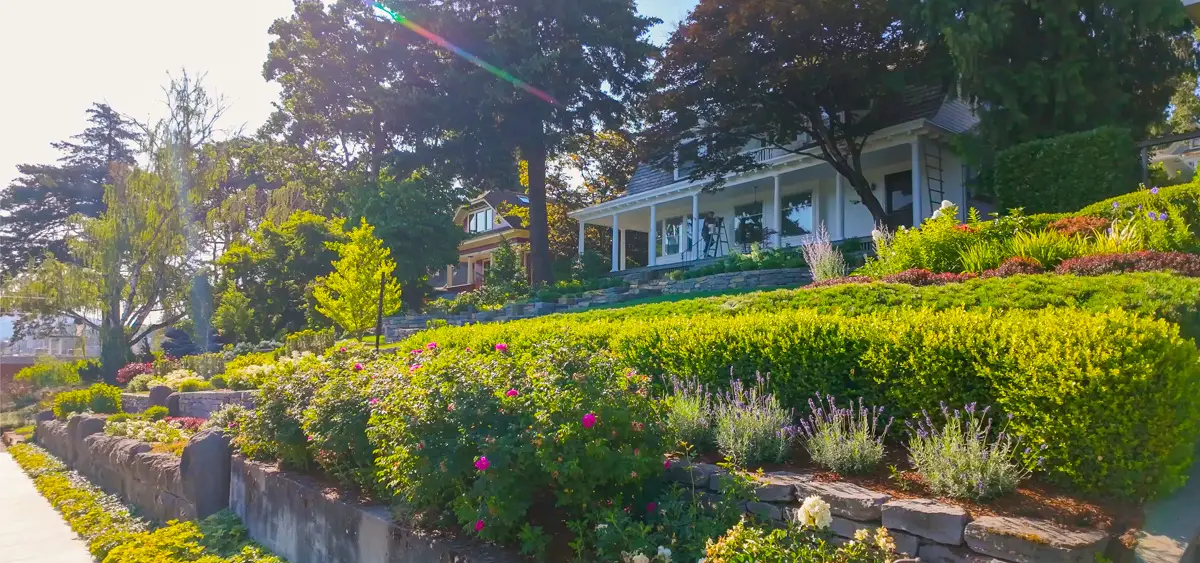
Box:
[402,306,1200,498]
[993,126,1139,214]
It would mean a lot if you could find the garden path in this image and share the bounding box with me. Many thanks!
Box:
[0,446,93,563]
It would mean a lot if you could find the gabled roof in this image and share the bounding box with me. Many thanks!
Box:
[453,190,529,226]
[625,85,978,197]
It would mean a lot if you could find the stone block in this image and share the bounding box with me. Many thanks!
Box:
[795,480,890,521]
[882,498,968,545]
[35,409,55,422]
[149,385,174,407]
[830,516,876,539]
[166,392,181,417]
[964,516,1108,563]
[919,542,1008,563]
[181,430,232,519]
[666,459,720,487]
[743,501,783,522]
[753,471,812,502]
[891,529,921,557]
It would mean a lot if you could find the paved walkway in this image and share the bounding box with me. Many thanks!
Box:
[0,446,93,563]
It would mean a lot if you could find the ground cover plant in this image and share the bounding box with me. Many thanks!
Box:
[6,443,282,562]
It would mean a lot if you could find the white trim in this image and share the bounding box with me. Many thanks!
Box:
[911,138,925,228]
[834,174,846,240]
[570,119,928,222]
[577,220,585,255]
[771,176,782,248]
[648,204,657,266]
[691,194,701,260]
[610,213,621,272]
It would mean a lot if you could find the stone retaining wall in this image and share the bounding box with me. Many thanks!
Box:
[122,393,150,413]
[122,390,257,418]
[230,455,521,563]
[668,460,1112,563]
[660,268,811,295]
[35,416,231,523]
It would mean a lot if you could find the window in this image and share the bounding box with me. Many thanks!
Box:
[657,216,693,256]
[734,202,764,245]
[675,141,708,180]
[468,208,495,234]
[780,192,813,237]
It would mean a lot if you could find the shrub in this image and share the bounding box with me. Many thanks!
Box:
[993,126,1139,214]
[105,418,193,444]
[880,269,973,286]
[52,383,122,419]
[13,357,83,390]
[284,328,336,356]
[201,404,248,433]
[981,257,1044,278]
[805,275,872,289]
[703,520,896,563]
[958,240,1009,274]
[210,375,229,389]
[907,403,1032,501]
[301,365,379,492]
[1055,251,1200,277]
[1079,182,1200,237]
[103,511,284,563]
[235,352,339,469]
[713,374,794,467]
[166,417,206,431]
[664,375,715,450]
[115,362,153,385]
[143,406,169,421]
[126,373,156,393]
[52,389,91,419]
[181,352,226,379]
[1007,230,1085,268]
[106,413,133,424]
[1049,216,1111,238]
[799,395,892,475]
[799,224,846,282]
[177,379,214,393]
[857,203,982,277]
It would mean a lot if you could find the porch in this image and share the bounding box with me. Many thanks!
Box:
[572,131,970,272]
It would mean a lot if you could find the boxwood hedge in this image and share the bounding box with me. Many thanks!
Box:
[403,304,1200,499]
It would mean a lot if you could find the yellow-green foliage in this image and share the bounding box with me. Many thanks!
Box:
[52,383,123,419]
[402,306,1200,498]
[13,356,83,389]
[7,444,280,563]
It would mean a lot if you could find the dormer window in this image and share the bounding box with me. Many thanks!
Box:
[468,208,496,234]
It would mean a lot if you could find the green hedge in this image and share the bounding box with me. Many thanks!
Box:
[403,306,1200,498]
[52,383,123,420]
[993,127,1140,214]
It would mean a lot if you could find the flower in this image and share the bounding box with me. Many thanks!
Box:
[506,389,519,397]
[494,343,508,352]
[582,413,597,428]
[795,495,832,529]
[1112,201,1120,209]
[657,546,672,561]
[474,519,485,532]
[1151,187,1160,195]
[474,456,490,472]
[447,402,456,412]
[646,502,657,513]
[426,342,437,350]
[631,554,650,563]
[338,347,347,353]
[631,421,644,431]
[595,523,609,531]
[1160,212,1169,221]
[874,527,897,552]
[853,528,871,542]
[631,471,638,478]
[410,363,421,372]
[353,363,364,371]
[368,398,379,406]
[664,459,671,470]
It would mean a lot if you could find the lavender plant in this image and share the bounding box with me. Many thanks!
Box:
[714,372,795,466]
[799,395,892,475]
[664,375,715,449]
[800,223,846,282]
[906,402,1037,501]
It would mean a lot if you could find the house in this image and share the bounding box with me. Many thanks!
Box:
[1151,138,1200,182]
[568,86,983,272]
[429,190,531,292]
[1185,0,1200,23]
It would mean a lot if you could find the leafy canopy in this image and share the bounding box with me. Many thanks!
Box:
[313,218,402,337]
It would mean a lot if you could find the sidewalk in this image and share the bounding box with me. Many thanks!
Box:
[0,446,93,563]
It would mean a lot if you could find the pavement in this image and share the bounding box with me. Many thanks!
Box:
[0,446,93,563]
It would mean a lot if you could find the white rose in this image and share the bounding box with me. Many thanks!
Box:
[657,546,672,562]
[940,199,954,209]
[633,555,650,563]
[796,495,832,529]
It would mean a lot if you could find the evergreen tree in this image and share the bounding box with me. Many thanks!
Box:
[312,218,402,338]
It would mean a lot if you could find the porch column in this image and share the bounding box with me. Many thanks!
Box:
[610,213,621,272]
[834,173,846,240]
[577,219,586,255]
[772,175,782,248]
[648,204,658,267]
[619,229,628,271]
[446,264,453,287]
[466,256,475,284]
[691,193,701,260]
[911,137,925,228]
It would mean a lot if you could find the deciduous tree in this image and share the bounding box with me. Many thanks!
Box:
[312,218,402,338]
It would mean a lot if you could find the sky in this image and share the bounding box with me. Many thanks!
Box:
[0,0,698,189]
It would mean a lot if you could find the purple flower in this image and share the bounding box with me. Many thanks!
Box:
[965,402,977,415]
[1148,211,1157,219]
[474,456,490,472]
[1151,187,1160,195]
[1112,201,1120,209]
[494,343,508,353]
[1160,212,1169,221]
[582,413,597,429]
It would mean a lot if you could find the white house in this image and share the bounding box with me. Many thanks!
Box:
[1151,138,1200,182]
[569,86,982,272]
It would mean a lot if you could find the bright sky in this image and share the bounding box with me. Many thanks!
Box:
[0,0,697,189]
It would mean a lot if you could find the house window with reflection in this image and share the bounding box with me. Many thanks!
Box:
[657,216,693,256]
[780,192,814,237]
[468,208,495,234]
[734,202,764,245]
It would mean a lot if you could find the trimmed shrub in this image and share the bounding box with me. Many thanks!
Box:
[52,383,122,419]
[1049,216,1111,238]
[143,406,169,421]
[993,126,1139,213]
[704,520,895,563]
[1056,251,1200,277]
[210,375,229,389]
[52,389,91,419]
[403,306,1200,498]
[981,257,1044,278]
[177,379,214,393]
[880,269,974,286]
[13,357,83,390]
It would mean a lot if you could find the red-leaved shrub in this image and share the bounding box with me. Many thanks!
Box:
[1055,251,1200,277]
[165,417,206,431]
[806,276,872,289]
[1048,216,1111,238]
[881,269,975,286]
[115,362,153,385]
[982,257,1046,278]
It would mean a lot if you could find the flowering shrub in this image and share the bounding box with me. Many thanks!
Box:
[116,362,153,385]
[166,417,206,432]
[805,276,872,289]
[713,374,794,466]
[201,403,248,433]
[981,256,1045,278]
[880,269,974,286]
[703,519,896,563]
[858,202,984,277]
[907,403,1033,501]
[799,396,891,475]
[799,224,846,282]
[1055,251,1200,277]
[664,375,714,449]
[1049,215,1111,238]
[301,362,382,493]
[370,342,665,545]
[105,418,194,445]
[795,496,832,529]
[126,373,157,392]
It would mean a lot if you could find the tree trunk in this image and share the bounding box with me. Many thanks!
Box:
[524,128,554,286]
[845,170,888,225]
[99,312,128,385]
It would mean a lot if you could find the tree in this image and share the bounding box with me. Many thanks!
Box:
[645,0,948,224]
[398,0,659,285]
[340,169,465,290]
[914,0,1197,148]
[483,238,528,296]
[161,327,201,358]
[313,218,402,338]
[217,211,345,339]
[212,287,255,344]
[0,103,141,276]
[2,166,193,381]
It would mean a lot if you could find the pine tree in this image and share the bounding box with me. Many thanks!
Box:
[313,218,402,338]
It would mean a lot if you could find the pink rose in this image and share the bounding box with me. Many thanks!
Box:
[427,342,438,350]
[353,363,363,371]
[338,347,347,353]
[447,402,455,412]
[664,459,671,470]
[368,398,379,406]
[494,343,508,352]
[474,519,485,532]
[474,456,490,472]
[646,502,657,513]
[582,413,596,429]
[506,389,519,397]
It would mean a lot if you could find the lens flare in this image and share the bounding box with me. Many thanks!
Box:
[367,1,558,106]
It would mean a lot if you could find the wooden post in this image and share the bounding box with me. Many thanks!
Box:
[375,270,386,351]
